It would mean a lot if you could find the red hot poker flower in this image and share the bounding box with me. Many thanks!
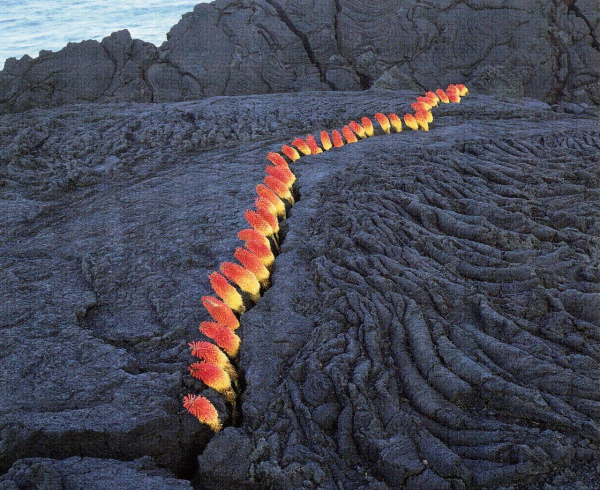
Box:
[256,184,286,219]
[244,210,273,237]
[426,91,440,103]
[244,240,275,267]
[446,85,461,103]
[320,131,333,151]
[455,83,469,96]
[389,113,403,133]
[281,145,300,162]
[292,138,312,156]
[411,101,431,113]
[404,113,419,130]
[257,207,279,234]
[374,113,391,134]
[255,196,277,217]
[414,111,430,131]
[235,247,270,286]
[267,152,288,167]
[265,165,295,189]
[200,321,241,357]
[265,175,294,202]
[209,272,244,313]
[436,89,450,104]
[417,95,437,107]
[220,262,261,302]
[332,130,344,148]
[189,341,237,380]
[305,134,323,154]
[342,126,358,143]
[189,361,235,401]
[238,228,270,248]
[183,394,222,432]
[349,121,367,139]
[202,296,240,330]
[361,117,375,137]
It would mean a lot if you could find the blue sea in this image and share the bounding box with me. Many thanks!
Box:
[1,0,211,69]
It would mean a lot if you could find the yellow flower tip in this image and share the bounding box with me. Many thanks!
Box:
[403,113,419,130]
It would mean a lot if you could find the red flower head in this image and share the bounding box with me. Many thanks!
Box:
[281,144,300,162]
[238,228,270,248]
[266,152,288,167]
[255,196,277,217]
[189,341,237,380]
[436,89,450,104]
[331,130,344,148]
[446,84,461,103]
[244,209,274,237]
[234,247,270,286]
[202,296,239,330]
[361,117,375,137]
[414,111,430,131]
[342,126,358,143]
[320,131,333,151]
[411,101,431,113]
[388,113,403,133]
[417,95,437,108]
[455,83,469,96]
[426,91,440,103]
[292,138,312,156]
[183,394,222,431]
[209,272,244,313]
[256,184,286,219]
[220,262,261,302]
[244,240,275,267]
[189,361,235,401]
[374,113,391,134]
[257,207,279,234]
[200,321,241,357]
[305,134,323,154]
[265,175,294,202]
[349,121,367,139]
[404,113,419,130]
[265,165,295,189]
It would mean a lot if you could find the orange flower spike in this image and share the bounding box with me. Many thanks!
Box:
[281,144,300,162]
[418,95,437,108]
[305,134,323,154]
[266,152,288,167]
[200,321,241,357]
[455,83,469,96]
[189,361,235,402]
[189,341,237,380]
[388,113,403,133]
[320,131,333,151]
[411,101,431,113]
[235,247,270,286]
[415,111,430,131]
[202,296,240,330]
[404,113,419,130]
[331,130,344,148]
[374,113,391,134]
[342,126,358,143]
[423,110,433,123]
[265,175,294,203]
[221,262,261,302]
[349,121,367,139]
[238,228,270,248]
[446,85,461,103]
[257,207,279,234]
[209,272,244,313]
[183,394,222,432]
[245,240,275,267]
[255,196,277,217]
[426,91,440,103]
[256,184,286,219]
[244,210,273,237]
[265,165,295,189]
[436,89,450,104]
[291,137,312,156]
[361,117,375,137]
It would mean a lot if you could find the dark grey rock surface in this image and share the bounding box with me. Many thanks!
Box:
[1,90,600,489]
[2,0,600,113]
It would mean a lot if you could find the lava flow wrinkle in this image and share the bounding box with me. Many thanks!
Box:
[184,84,469,430]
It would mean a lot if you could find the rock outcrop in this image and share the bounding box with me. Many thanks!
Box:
[1,89,600,488]
[1,0,600,113]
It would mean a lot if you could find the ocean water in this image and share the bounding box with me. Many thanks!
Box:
[1,0,211,69]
